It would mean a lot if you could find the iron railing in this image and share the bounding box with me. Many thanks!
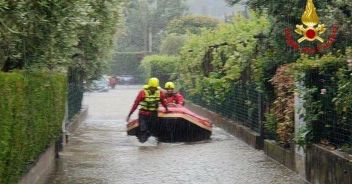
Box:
[187,83,263,133]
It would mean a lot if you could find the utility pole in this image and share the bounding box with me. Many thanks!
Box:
[148,26,153,53]
[244,3,249,18]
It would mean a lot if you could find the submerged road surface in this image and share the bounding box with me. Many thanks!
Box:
[48,85,307,184]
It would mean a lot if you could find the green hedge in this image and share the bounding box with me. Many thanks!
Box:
[294,54,349,148]
[0,71,67,184]
[111,52,146,75]
[140,55,180,86]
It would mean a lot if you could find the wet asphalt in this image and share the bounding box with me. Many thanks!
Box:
[47,85,307,184]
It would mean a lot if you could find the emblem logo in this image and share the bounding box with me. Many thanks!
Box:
[284,0,337,54]
[295,0,326,43]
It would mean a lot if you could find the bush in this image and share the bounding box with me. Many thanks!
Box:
[160,34,187,56]
[179,13,269,102]
[270,64,295,146]
[294,54,347,147]
[140,55,179,86]
[0,71,66,184]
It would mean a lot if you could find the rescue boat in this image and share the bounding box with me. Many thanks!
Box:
[127,104,212,142]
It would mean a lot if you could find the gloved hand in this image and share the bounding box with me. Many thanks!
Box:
[164,108,171,113]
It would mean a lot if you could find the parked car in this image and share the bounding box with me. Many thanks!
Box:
[118,75,136,85]
[89,78,109,92]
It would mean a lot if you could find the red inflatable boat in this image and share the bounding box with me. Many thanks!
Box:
[127,105,212,142]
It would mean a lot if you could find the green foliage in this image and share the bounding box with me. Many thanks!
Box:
[220,1,352,151]
[295,125,313,151]
[0,0,87,70]
[264,112,278,138]
[248,0,352,53]
[334,48,352,114]
[236,0,351,103]
[111,52,146,75]
[0,71,66,184]
[0,0,125,82]
[160,34,187,55]
[179,13,269,103]
[140,55,179,85]
[294,53,347,146]
[71,0,125,82]
[117,0,187,52]
[340,144,352,155]
[166,15,220,35]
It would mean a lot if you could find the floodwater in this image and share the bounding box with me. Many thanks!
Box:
[47,85,307,184]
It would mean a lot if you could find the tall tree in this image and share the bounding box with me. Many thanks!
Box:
[73,0,125,81]
[116,0,187,52]
[0,0,125,80]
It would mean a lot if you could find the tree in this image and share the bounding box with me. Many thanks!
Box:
[166,15,220,35]
[0,1,89,71]
[0,0,125,81]
[178,13,269,101]
[116,0,187,52]
[73,0,125,82]
[159,15,220,56]
[160,34,186,55]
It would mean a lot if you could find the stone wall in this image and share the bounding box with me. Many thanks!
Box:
[306,144,352,184]
[186,103,263,149]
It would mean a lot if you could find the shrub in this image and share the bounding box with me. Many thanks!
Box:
[179,13,269,102]
[0,71,66,184]
[140,55,179,86]
[294,54,347,147]
[270,64,295,147]
[160,34,187,56]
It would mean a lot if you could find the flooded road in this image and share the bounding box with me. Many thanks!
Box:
[48,86,307,184]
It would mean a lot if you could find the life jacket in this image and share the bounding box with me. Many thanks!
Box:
[140,89,160,111]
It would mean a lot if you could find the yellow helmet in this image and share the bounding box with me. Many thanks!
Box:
[148,77,159,88]
[165,82,175,89]
[143,84,149,89]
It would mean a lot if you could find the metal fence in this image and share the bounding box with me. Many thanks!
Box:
[67,68,84,121]
[328,112,352,149]
[187,83,263,133]
[319,88,352,149]
[302,69,352,149]
[67,82,84,121]
[186,81,351,150]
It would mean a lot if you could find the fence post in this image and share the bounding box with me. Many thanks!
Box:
[258,92,264,138]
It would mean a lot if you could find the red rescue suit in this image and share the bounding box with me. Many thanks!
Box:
[165,92,184,106]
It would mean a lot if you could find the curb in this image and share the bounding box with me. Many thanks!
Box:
[186,102,263,149]
[63,106,89,144]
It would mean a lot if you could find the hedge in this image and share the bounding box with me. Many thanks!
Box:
[0,71,67,184]
[294,54,350,149]
[140,55,180,86]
